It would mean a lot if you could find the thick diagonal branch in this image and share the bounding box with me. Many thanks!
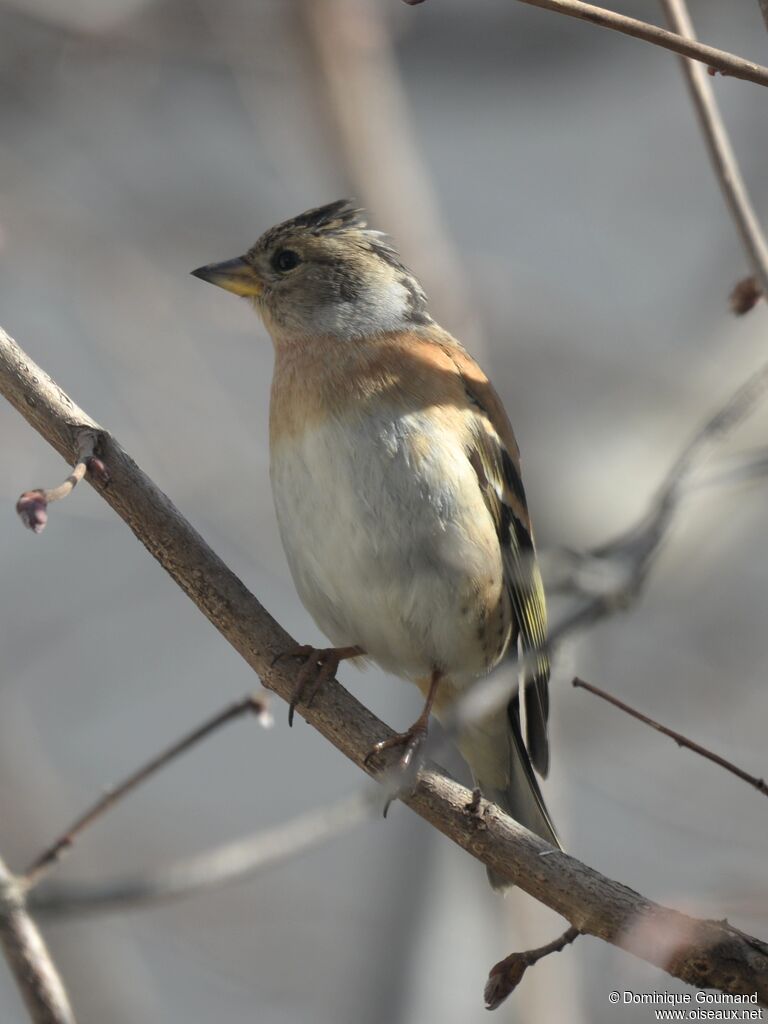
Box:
[1,325,767,1001]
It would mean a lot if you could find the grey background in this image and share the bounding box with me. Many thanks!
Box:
[1,1,767,1021]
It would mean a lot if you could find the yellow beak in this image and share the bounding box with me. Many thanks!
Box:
[191,257,263,297]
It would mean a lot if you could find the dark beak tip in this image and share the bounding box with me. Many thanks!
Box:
[190,266,210,282]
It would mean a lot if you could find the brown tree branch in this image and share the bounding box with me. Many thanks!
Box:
[573,678,768,798]
[22,693,272,888]
[404,0,768,88]
[0,857,76,1024]
[660,0,768,300]
[2,324,768,1001]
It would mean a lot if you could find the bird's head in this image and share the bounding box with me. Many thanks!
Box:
[191,200,431,341]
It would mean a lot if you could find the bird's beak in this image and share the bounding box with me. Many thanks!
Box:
[190,257,264,297]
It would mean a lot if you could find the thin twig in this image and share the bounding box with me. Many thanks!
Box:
[16,432,107,534]
[485,926,580,1010]
[760,1,768,34]
[1,325,767,1001]
[573,678,768,798]
[0,857,76,1024]
[30,792,375,917]
[404,0,768,88]
[23,692,272,888]
[660,0,768,299]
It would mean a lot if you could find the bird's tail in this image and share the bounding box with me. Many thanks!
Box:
[458,697,561,891]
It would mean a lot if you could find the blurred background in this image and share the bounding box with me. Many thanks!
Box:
[1,0,768,1021]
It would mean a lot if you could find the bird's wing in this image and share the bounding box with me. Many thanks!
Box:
[436,336,551,777]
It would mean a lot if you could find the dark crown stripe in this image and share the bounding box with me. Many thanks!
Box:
[282,199,365,235]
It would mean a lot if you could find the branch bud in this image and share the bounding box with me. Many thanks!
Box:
[16,490,49,534]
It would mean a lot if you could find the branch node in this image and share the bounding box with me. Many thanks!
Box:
[0,869,25,915]
[485,926,581,1010]
[463,787,490,829]
[15,432,99,534]
[16,490,49,534]
[85,455,111,487]
[464,787,483,816]
[247,691,274,729]
[730,275,763,316]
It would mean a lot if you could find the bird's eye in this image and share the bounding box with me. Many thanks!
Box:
[272,249,300,273]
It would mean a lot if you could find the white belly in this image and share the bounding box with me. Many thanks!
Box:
[270,409,506,681]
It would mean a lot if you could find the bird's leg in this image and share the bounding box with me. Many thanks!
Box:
[364,668,442,771]
[275,644,364,726]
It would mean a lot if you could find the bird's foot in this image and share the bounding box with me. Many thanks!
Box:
[364,721,428,771]
[364,718,430,816]
[275,644,363,726]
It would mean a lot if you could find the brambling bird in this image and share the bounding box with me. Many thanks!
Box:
[192,200,560,886]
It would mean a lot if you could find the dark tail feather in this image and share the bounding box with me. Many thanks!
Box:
[481,699,561,890]
[524,658,551,777]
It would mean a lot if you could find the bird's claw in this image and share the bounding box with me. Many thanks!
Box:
[363,726,426,769]
[364,722,429,816]
[279,645,363,726]
[286,647,342,726]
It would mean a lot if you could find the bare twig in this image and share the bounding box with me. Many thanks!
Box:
[23,692,272,888]
[661,0,768,299]
[0,857,76,1024]
[573,678,768,798]
[15,432,108,534]
[30,792,375,917]
[760,1,768,34]
[485,926,580,1010]
[2,325,767,1000]
[403,0,768,88]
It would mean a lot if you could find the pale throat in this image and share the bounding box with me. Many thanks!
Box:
[264,274,430,345]
[310,278,421,340]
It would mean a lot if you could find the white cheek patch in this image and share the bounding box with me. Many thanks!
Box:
[305,279,413,340]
